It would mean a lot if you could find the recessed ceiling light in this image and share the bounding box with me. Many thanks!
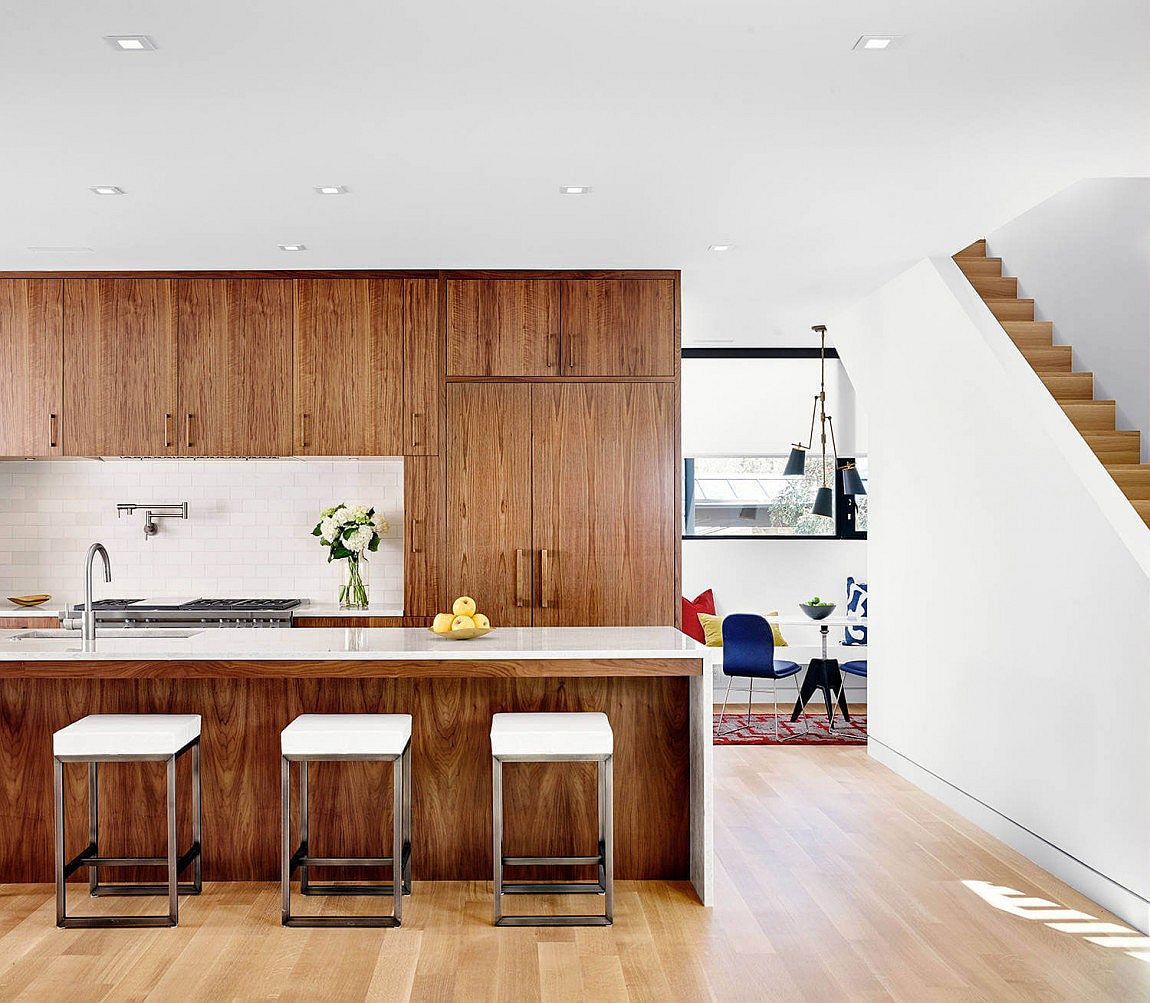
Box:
[279,243,307,252]
[315,185,349,195]
[90,186,125,196]
[559,186,592,195]
[708,244,734,252]
[853,35,901,50]
[105,35,157,51]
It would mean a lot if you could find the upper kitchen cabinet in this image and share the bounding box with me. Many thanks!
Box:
[63,279,178,456]
[0,279,63,457]
[175,279,293,456]
[560,278,677,378]
[294,278,404,455]
[447,278,561,377]
[403,277,441,455]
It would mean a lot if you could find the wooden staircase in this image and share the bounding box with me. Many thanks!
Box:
[955,239,1150,527]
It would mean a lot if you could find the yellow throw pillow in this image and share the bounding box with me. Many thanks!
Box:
[696,612,787,647]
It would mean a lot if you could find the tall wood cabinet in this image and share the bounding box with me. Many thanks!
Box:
[63,279,178,456]
[447,381,677,626]
[0,279,62,457]
[175,279,293,456]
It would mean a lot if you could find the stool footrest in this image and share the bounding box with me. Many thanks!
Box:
[90,882,201,897]
[283,916,401,929]
[64,842,201,880]
[503,855,601,867]
[501,882,606,895]
[496,915,613,927]
[59,914,179,930]
[299,883,405,896]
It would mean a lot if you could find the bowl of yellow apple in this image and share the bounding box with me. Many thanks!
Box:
[429,596,493,640]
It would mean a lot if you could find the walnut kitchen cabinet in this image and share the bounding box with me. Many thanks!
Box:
[446,278,561,378]
[175,279,294,456]
[560,278,677,378]
[294,277,404,455]
[402,277,441,455]
[0,279,63,457]
[63,279,178,456]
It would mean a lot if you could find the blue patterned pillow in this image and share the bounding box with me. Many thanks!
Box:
[844,577,867,645]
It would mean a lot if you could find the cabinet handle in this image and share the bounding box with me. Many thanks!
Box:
[48,413,58,449]
[515,549,527,607]
[411,517,423,555]
[164,413,173,449]
[301,413,309,450]
[547,332,560,369]
[185,413,194,450]
[540,548,554,608]
[410,412,421,450]
[567,334,577,369]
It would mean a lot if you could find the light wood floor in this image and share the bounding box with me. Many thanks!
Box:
[1,746,1147,1001]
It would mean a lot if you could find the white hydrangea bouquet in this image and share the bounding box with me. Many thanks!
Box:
[312,503,389,610]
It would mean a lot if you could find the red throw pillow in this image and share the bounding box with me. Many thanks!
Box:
[680,589,715,643]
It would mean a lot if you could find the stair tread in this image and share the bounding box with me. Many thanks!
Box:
[955,239,988,258]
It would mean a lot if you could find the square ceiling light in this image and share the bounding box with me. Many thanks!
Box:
[559,185,592,195]
[315,185,349,195]
[853,35,902,50]
[278,243,307,252]
[105,35,157,51]
[90,186,125,195]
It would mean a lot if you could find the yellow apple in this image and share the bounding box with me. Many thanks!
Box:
[451,614,476,631]
[432,612,455,634]
[452,595,477,618]
[472,613,490,629]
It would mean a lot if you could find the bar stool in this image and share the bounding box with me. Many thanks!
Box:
[280,714,412,927]
[53,714,202,929]
[490,712,614,927]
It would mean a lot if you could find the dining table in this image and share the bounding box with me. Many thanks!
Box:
[764,614,865,724]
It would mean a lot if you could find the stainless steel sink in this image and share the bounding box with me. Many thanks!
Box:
[8,629,203,641]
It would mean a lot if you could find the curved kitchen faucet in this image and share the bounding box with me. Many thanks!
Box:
[83,543,112,649]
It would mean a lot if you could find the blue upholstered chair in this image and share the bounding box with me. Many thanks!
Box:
[718,614,808,740]
[831,660,867,733]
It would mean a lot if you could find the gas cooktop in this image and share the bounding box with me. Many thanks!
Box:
[74,598,304,611]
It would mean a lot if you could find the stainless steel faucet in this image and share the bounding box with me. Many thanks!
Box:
[83,543,112,648]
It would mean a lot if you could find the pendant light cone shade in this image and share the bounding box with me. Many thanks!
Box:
[812,487,834,518]
[841,465,867,496]
[784,446,807,477]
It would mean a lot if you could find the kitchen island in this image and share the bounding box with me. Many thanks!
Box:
[0,626,713,904]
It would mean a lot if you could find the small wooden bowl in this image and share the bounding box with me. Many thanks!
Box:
[7,594,51,608]
[427,627,494,641]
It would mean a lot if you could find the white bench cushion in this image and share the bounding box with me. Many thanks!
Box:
[54,714,201,757]
[281,714,412,757]
[490,712,613,758]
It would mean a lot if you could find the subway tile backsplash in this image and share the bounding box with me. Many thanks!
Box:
[0,459,404,607]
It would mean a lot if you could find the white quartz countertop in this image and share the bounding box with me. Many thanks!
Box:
[0,625,707,662]
[0,605,62,619]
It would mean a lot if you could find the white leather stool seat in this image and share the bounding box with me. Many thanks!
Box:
[490,712,613,758]
[281,714,413,757]
[54,714,202,758]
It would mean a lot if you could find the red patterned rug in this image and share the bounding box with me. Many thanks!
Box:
[713,712,867,746]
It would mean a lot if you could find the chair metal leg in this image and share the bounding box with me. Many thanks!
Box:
[603,755,614,923]
[281,756,291,925]
[298,760,309,894]
[402,742,412,895]
[492,756,503,925]
[716,676,740,737]
[166,755,178,925]
[87,762,99,894]
[773,678,810,742]
[392,756,403,925]
[54,758,65,927]
[747,678,754,728]
[192,741,202,891]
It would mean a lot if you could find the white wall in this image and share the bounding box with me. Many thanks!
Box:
[0,459,404,608]
[987,178,1150,459]
[833,256,1150,931]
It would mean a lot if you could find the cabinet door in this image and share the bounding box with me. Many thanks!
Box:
[404,454,445,616]
[0,279,63,457]
[295,278,403,455]
[447,279,560,377]
[63,279,177,456]
[561,279,676,377]
[446,383,533,625]
[403,277,441,455]
[176,279,293,456]
[532,383,677,626]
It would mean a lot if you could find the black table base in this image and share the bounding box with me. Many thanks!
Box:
[790,658,851,723]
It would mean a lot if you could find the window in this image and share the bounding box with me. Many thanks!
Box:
[684,455,867,540]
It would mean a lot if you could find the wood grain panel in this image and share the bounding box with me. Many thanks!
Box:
[294,278,403,455]
[0,674,691,882]
[532,383,678,626]
[62,279,177,456]
[0,618,60,629]
[0,279,62,457]
[447,384,534,625]
[561,279,676,378]
[447,279,560,377]
[404,454,445,617]
[175,279,293,456]
[403,278,441,455]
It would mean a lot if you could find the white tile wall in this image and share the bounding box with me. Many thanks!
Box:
[0,459,404,607]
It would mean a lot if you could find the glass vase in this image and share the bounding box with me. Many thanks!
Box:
[339,555,370,610]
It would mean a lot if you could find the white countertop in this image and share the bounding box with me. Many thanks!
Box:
[295,604,405,618]
[0,625,707,662]
[0,605,62,619]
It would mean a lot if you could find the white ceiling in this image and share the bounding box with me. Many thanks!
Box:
[2,1,1147,345]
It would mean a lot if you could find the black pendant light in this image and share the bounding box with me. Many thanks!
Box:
[785,324,863,516]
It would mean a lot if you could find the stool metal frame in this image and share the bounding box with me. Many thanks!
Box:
[492,751,613,927]
[281,738,412,928]
[53,736,202,929]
